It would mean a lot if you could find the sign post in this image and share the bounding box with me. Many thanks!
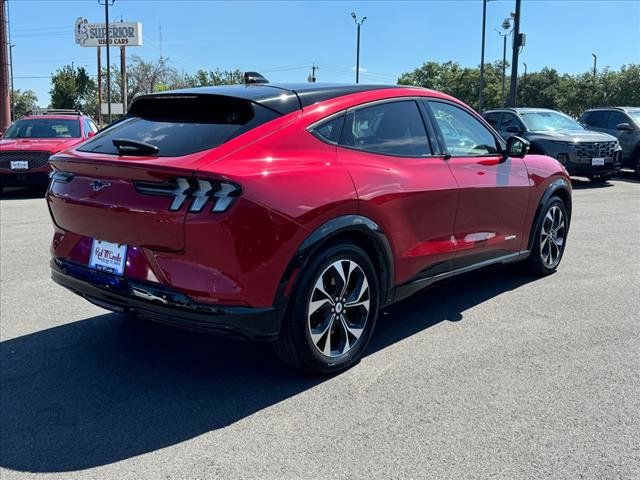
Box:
[75,17,142,124]
[96,47,102,125]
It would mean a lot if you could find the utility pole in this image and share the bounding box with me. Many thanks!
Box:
[507,0,522,107]
[351,12,366,84]
[0,0,10,132]
[592,53,597,78]
[308,63,318,83]
[99,0,115,124]
[6,0,13,120]
[9,43,14,120]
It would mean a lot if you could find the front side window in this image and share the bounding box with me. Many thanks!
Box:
[3,118,81,139]
[627,109,640,126]
[339,100,430,157]
[428,101,499,156]
[582,111,608,128]
[520,111,584,132]
[84,118,98,135]
[606,111,629,129]
[484,112,501,129]
[499,113,524,132]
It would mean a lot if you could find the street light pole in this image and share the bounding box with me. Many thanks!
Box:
[496,16,513,107]
[479,0,489,112]
[507,0,522,107]
[501,34,507,105]
[351,12,366,84]
[592,53,597,78]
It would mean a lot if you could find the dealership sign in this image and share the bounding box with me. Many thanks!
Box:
[75,18,143,47]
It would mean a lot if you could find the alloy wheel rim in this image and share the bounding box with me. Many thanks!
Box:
[307,259,370,358]
[540,205,565,268]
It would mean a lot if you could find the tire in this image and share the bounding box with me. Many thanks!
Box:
[273,242,379,374]
[634,153,640,177]
[587,173,612,183]
[527,196,569,276]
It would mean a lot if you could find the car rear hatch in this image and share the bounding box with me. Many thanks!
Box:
[47,93,286,252]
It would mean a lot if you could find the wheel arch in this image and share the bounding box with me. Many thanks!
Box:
[527,177,572,252]
[274,215,395,311]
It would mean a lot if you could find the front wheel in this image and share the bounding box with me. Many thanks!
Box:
[527,196,569,276]
[273,242,379,374]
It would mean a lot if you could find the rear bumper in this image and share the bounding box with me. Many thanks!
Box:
[51,258,282,341]
[0,171,50,187]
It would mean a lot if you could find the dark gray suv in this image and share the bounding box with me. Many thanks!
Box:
[578,107,640,176]
[483,108,622,182]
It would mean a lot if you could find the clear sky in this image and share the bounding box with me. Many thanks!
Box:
[7,0,640,105]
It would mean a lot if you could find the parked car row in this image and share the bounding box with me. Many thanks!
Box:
[0,109,98,194]
[482,106,640,182]
[1,104,638,195]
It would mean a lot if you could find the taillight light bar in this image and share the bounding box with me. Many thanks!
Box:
[134,177,241,213]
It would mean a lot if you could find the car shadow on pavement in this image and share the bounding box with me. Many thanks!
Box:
[0,187,47,200]
[0,264,538,473]
[613,170,640,184]
[570,178,614,190]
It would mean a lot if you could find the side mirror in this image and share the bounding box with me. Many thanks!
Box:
[505,125,520,133]
[87,131,96,138]
[505,136,530,159]
[616,122,633,131]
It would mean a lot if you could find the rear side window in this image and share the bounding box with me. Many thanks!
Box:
[339,100,431,157]
[311,115,345,144]
[78,95,281,157]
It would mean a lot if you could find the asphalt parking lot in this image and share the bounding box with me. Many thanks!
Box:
[0,174,638,480]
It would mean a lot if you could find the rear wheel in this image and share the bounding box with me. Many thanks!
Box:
[527,196,568,276]
[273,242,379,374]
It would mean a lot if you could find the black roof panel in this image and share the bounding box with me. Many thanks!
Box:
[139,83,400,115]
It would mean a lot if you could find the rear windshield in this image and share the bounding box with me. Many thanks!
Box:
[3,118,81,139]
[78,95,281,157]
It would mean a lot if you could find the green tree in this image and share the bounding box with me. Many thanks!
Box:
[397,60,505,111]
[398,61,640,116]
[49,65,96,112]
[183,69,244,87]
[11,89,38,118]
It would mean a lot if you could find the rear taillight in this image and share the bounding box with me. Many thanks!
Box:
[134,177,240,213]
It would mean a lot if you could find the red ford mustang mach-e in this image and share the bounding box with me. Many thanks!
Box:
[47,82,572,373]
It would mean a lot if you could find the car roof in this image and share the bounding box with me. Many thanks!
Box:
[21,115,83,120]
[135,83,404,115]
[483,107,559,115]
[582,106,640,113]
